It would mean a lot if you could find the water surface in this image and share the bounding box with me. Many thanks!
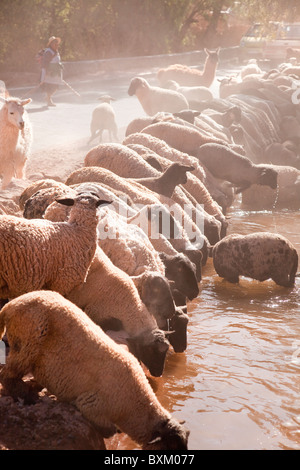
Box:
[107,202,300,450]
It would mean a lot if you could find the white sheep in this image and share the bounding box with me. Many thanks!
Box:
[0,96,32,189]
[0,290,189,449]
[0,193,110,299]
[88,95,118,144]
[31,189,174,335]
[122,133,229,227]
[65,166,206,254]
[83,140,223,244]
[240,59,262,80]
[165,80,213,103]
[127,76,189,116]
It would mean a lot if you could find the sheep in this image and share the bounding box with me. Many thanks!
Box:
[195,143,278,193]
[0,193,110,299]
[286,47,300,62]
[122,132,232,216]
[22,181,177,327]
[140,120,226,155]
[159,252,199,302]
[264,141,300,169]
[18,178,66,211]
[23,184,76,219]
[127,77,189,116]
[161,308,189,354]
[240,59,262,80]
[202,105,242,128]
[125,110,201,137]
[212,232,298,287]
[66,247,171,376]
[0,290,189,449]
[241,164,300,210]
[157,48,220,87]
[164,80,213,103]
[33,181,202,297]
[88,95,118,144]
[84,142,159,178]
[35,190,174,357]
[0,96,32,190]
[133,162,195,198]
[65,166,209,257]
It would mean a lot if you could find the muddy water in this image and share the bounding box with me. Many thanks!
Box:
[106,200,300,451]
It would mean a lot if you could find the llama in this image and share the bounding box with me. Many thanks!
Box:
[157,49,220,88]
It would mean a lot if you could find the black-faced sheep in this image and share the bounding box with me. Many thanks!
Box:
[0,96,32,189]
[160,252,199,301]
[195,143,278,193]
[66,247,170,377]
[133,162,195,198]
[0,290,189,449]
[0,193,110,299]
[127,76,189,116]
[212,232,298,287]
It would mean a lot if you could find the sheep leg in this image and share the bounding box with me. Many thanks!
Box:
[88,129,101,144]
[235,182,251,194]
[75,391,118,438]
[216,267,239,283]
[271,274,294,288]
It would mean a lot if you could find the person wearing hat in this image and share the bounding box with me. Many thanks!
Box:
[40,36,63,106]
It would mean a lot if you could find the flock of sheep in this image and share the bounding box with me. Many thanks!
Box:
[0,46,299,450]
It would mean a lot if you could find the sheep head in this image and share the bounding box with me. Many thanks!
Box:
[128,77,148,96]
[132,272,176,328]
[160,252,199,301]
[165,308,189,353]
[257,167,278,190]
[144,418,190,450]
[127,328,169,377]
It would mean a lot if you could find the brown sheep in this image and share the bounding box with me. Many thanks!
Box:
[212,232,298,287]
[0,290,189,449]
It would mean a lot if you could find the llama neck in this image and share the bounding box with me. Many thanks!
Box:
[202,57,218,84]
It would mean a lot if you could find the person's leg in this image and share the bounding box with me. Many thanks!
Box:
[45,84,57,106]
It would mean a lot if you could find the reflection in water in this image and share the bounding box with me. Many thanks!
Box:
[106,207,300,450]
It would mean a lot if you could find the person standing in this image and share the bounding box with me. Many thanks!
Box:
[40,36,63,106]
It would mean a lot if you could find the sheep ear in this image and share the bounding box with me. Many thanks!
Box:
[56,197,75,207]
[21,98,32,106]
[96,199,112,208]
[147,436,162,445]
[0,96,7,104]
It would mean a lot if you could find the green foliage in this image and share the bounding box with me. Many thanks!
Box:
[1,0,300,73]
